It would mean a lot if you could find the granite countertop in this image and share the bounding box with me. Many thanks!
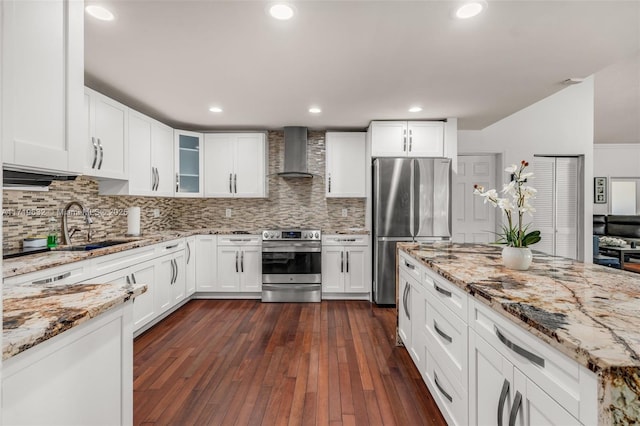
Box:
[399,242,640,423]
[3,280,147,360]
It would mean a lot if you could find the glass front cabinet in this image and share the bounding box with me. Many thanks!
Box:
[174,130,204,197]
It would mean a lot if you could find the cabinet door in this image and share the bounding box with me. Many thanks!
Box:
[370,121,407,157]
[407,121,444,157]
[234,133,266,197]
[398,272,412,346]
[326,132,366,198]
[196,235,217,291]
[239,246,262,292]
[128,111,153,195]
[174,130,203,197]
[322,247,345,293]
[516,370,581,426]
[130,262,156,331]
[171,253,186,305]
[152,121,175,197]
[185,237,197,296]
[2,0,82,173]
[91,91,128,179]
[203,134,235,197]
[408,281,426,373]
[156,256,175,314]
[344,247,368,292]
[216,247,240,291]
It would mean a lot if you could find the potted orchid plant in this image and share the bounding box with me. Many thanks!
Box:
[473,160,541,270]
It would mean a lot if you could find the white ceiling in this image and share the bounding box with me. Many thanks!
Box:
[85,1,640,143]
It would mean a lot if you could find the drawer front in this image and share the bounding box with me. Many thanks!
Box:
[4,261,88,287]
[425,349,468,426]
[93,244,157,276]
[423,268,467,321]
[470,299,581,418]
[156,238,186,255]
[399,251,422,283]
[217,235,261,246]
[322,234,369,246]
[426,298,468,386]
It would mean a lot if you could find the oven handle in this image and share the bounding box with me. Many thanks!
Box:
[262,246,321,253]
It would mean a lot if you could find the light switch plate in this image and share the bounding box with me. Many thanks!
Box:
[342,208,348,217]
[153,209,160,218]
[226,208,232,218]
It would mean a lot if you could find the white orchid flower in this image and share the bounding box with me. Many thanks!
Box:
[504,164,518,174]
[501,181,516,195]
[497,198,514,212]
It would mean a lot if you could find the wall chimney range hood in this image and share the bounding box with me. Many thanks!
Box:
[278,126,314,178]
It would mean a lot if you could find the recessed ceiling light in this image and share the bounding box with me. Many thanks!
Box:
[85,5,114,21]
[409,106,423,113]
[455,1,486,19]
[209,107,223,113]
[309,107,322,114]
[269,4,295,20]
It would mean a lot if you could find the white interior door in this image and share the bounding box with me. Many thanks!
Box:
[533,157,556,255]
[452,155,497,243]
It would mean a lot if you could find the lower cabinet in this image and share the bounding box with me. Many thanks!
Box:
[156,251,185,315]
[216,238,261,293]
[397,270,412,347]
[321,235,370,298]
[195,235,217,291]
[185,236,196,296]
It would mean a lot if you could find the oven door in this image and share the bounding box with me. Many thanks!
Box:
[262,242,322,284]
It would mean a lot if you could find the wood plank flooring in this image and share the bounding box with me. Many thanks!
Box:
[134,300,446,426]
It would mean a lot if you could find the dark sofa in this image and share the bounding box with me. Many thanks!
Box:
[593,215,640,245]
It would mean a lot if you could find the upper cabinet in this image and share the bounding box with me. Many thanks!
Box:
[325,132,366,198]
[174,130,203,197]
[370,121,444,158]
[203,133,267,198]
[84,88,128,179]
[1,0,83,174]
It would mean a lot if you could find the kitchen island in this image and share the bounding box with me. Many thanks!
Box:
[398,242,639,425]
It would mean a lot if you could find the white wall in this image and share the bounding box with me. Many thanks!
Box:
[458,76,595,262]
[593,144,640,214]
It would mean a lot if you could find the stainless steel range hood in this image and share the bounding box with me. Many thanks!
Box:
[3,168,78,188]
[278,126,314,178]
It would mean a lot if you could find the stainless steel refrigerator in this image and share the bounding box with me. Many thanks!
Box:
[373,157,451,305]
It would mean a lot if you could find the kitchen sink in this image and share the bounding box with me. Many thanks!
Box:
[56,239,134,252]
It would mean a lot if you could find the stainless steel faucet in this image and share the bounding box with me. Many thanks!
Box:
[61,201,93,245]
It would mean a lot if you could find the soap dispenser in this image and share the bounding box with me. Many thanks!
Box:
[47,217,58,248]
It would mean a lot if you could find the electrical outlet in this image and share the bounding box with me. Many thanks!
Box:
[153,209,160,218]
[342,208,348,217]
[225,208,232,218]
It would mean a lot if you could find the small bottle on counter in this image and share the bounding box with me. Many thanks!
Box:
[47,217,58,248]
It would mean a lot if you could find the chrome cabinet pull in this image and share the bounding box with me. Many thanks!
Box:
[433,372,452,403]
[173,259,177,284]
[434,283,452,298]
[235,251,239,273]
[234,174,237,193]
[151,167,156,190]
[176,173,180,192]
[346,251,349,273]
[341,251,344,273]
[126,275,131,285]
[166,244,179,249]
[339,238,356,242]
[497,379,510,426]
[328,175,331,193]
[32,271,72,285]
[240,251,244,273]
[403,129,407,152]
[509,391,522,426]
[495,326,545,367]
[404,261,415,270]
[229,238,251,242]
[97,138,104,169]
[169,259,175,285]
[409,129,413,152]
[91,137,98,168]
[174,260,179,282]
[154,167,159,191]
[229,173,233,193]
[433,321,452,343]
[131,273,136,284]
[403,284,411,320]
[186,242,191,264]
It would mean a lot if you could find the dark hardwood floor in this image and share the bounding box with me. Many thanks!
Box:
[134,300,447,426]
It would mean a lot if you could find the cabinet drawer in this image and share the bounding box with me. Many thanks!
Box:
[217,235,260,246]
[470,299,582,418]
[399,251,422,283]
[4,262,88,287]
[156,238,186,255]
[425,298,468,387]
[93,244,157,276]
[423,267,467,321]
[322,235,369,246]
[425,349,468,426]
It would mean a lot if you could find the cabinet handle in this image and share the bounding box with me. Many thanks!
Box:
[91,137,98,168]
[126,275,131,285]
[339,238,356,242]
[403,284,411,320]
[497,379,510,426]
[433,321,452,343]
[186,242,191,264]
[341,251,344,273]
[32,271,72,285]
[346,251,349,273]
[328,175,331,193]
[235,251,239,273]
[229,238,251,242]
[174,260,179,283]
[404,261,415,270]
[495,326,545,368]
[97,138,104,169]
[433,372,452,403]
[229,173,233,193]
[169,259,175,285]
[166,243,179,249]
[508,391,522,426]
[151,167,156,191]
[409,129,413,152]
[403,129,407,152]
[234,174,237,194]
[241,251,244,273]
[176,173,180,192]
[434,283,452,298]
[154,167,160,191]
[131,273,137,284]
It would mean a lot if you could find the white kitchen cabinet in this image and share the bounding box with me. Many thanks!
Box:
[171,252,187,305]
[325,132,366,198]
[1,0,83,173]
[126,110,153,195]
[216,235,261,293]
[156,255,175,314]
[196,235,217,292]
[370,121,444,158]
[398,271,412,347]
[153,121,175,197]
[175,130,203,197]
[203,133,267,198]
[321,235,370,298]
[84,87,128,179]
[185,236,196,296]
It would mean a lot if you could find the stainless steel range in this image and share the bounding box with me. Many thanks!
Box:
[261,229,322,302]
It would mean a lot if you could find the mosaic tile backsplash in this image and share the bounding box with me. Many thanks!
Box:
[3,131,366,251]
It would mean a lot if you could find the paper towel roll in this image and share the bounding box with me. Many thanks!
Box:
[127,207,141,236]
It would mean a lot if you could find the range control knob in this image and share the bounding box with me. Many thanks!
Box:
[263,231,269,239]
[314,232,319,239]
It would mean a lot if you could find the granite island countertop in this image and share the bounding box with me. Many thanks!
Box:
[399,242,640,424]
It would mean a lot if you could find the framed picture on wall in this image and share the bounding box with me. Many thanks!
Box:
[594,177,607,204]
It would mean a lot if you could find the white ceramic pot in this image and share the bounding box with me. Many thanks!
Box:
[501,246,533,271]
